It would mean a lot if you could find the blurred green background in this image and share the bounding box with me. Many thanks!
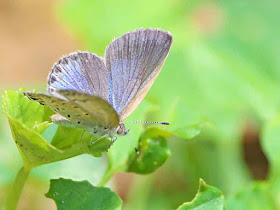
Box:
[1,0,280,209]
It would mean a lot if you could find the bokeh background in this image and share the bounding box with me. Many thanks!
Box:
[1,0,279,209]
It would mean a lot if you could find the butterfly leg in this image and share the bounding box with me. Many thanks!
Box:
[90,135,94,144]
[81,130,92,140]
[90,134,108,146]
[81,130,86,140]
[111,136,118,143]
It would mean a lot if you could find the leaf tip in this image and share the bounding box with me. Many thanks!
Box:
[199,178,206,186]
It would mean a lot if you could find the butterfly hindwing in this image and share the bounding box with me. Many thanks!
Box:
[57,90,119,129]
[105,29,172,121]
[50,113,82,128]
[22,92,116,129]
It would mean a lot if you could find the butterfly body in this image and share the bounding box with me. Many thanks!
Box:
[51,112,128,140]
[23,28,172,145]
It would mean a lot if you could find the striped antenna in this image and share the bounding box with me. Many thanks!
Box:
[126,121,170,125]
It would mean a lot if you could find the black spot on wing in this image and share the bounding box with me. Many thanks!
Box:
[50,76,57,83]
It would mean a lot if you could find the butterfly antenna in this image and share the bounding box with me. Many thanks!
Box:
[127,132,140,154]
[126,121,170,125]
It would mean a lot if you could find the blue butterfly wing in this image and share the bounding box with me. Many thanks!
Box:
[47,30,172,123]
[47,52,108,101]
[105,29,172,121]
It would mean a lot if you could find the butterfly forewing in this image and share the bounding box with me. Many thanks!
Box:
[105,29,172,121]
[48,52,108,100]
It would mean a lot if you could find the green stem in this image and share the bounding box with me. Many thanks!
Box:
[6,166,31,210]
[97,169,116,187]
[97,164,125,187]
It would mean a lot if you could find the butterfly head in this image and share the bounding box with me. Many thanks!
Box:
[116,123,129,136]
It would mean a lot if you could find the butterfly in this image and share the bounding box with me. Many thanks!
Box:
[22,28,173,146]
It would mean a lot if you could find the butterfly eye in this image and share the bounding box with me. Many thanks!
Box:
[117,127,123,135]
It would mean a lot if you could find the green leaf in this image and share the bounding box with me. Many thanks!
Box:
[51,126,88,149]
[177,179,224,210]
[51,126,111,157]
[33,121,52,134]
[226,182,276,210]
[167,98,207,140]
[2,90,59,166]
[171,124,203,140]
[127,127,171,174]
[5,114,88,167]
[89,137,112,157]
[2,89,53,129]
[46,178,122,210]
[1,90,110,167]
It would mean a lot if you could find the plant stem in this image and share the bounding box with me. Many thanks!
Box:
[6,166,31,210]
[97,164,125,187]
[97,169,116,187]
